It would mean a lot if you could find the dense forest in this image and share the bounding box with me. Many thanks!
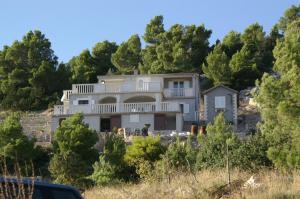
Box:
[1,5,298,111]
[0,4,299,192]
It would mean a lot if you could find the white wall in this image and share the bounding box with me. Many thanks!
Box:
[84,115,100,132]
[121,114,154,131]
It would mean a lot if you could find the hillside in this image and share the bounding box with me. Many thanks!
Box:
[84,170,300,199]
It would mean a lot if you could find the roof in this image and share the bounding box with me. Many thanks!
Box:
[202,84,238,94]
[97,73,199,80]
[0,177,79,191]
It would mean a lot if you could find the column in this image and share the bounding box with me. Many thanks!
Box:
[232,93,238,129]
[155,93,161,112]
[116,94,122,112]
[176,113,183,132]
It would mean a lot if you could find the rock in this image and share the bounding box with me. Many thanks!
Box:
[248,98,258,107]
[243,175,262,189]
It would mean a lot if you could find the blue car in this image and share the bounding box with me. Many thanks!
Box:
[0,177,83,199]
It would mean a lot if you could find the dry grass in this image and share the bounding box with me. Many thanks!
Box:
[84,170,300,199]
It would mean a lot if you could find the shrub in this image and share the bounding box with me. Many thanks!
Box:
[196,113,272,171]
[196,113,239,170]
[0,113,44,175]
[124,136,165,179]
[49,113,98,188]
[91,133,136,185]
[232,132,272,170]
[90,156,120,186]
[162,136,198,169]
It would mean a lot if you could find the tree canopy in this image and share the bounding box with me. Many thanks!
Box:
[49,113,98,187]
[140,16,212,74]
[255,19,300,170]
[111,35,141,74]
[0,31,66,110]
[69,41,118,83]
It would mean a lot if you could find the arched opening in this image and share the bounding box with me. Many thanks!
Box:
[124,96,155,103]
[99,97,117,104]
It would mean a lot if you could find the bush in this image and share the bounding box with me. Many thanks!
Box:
[162,136,197,169]
[49,113,98,188]
[124,136,165,179]
[196,113,239,170]
[90,156,121,186]
[196,113,272,171]
[91,133,136,185]
[0,113,44,175]
[232,133,272,170]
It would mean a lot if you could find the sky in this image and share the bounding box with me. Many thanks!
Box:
[0,0,299,62]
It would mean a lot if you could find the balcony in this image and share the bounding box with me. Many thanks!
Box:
[61,90,72,101]
[53,102,180,115]
[71,81,161,94]
[163,88,194,97]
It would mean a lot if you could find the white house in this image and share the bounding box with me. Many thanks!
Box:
[51,72,200,133]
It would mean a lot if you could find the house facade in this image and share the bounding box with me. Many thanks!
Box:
[52,73,200,133]
[202,85,238,126]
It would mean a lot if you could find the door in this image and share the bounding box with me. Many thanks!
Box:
[154,114,166,130]
[173,81,184,96]
[111,115,121,129]
[100,118,111,132]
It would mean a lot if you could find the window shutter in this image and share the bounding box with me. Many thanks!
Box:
[73,100,78,105]
[215,96,226,108]
[184,104,189,113]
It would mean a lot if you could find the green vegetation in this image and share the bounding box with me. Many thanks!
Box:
[0,31,69,110]
[255,18,300,170]
[0,4,299,194]
[91,133,132,185]
[69,41,118,83]
[0,5,298,111]
[124,136,165,179]
[49,113,98,187]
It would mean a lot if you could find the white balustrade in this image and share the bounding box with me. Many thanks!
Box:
[92,104,117,113]
[71,82,161,94]
[161,102,179,112]
[72,84,95,94]
[54,102,180,115]
[69,104,92,114]
[54,105,65,115]
[63,90,72,100]
[123,102,156,113]
[136,82,161,92]
[164,88,194,97]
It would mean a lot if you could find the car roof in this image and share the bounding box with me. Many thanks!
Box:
[0,177,78,191]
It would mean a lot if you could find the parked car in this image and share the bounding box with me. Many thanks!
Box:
[0,177,83,199]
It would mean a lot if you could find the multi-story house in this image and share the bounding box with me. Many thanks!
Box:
[51,72,200,133]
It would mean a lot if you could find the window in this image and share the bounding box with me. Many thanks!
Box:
[130,114,139,123]
[78,100,89,105]
[173,81,184,96]
[173,81,184,89]
[215,96,226,108]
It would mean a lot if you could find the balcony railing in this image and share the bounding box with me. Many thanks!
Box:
[92,104,117,114]
[123,102,156,113]
[163,88,194,97]
[61,90,72,101]
[53,102,180,115]
[54,105,65,115]
[71,82,161,94]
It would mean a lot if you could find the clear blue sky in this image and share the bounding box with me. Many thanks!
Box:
[1,0,298,62]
